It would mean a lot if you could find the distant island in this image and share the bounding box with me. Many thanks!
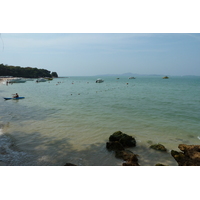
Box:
[0,63,58,78]
[95,73,199,77]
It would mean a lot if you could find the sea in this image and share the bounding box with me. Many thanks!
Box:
[0,76,200,166]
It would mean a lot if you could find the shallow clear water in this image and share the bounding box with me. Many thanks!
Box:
[0,76,200,165]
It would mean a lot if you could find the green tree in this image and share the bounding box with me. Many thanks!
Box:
[51,72,58,77]
[0,64,57,78]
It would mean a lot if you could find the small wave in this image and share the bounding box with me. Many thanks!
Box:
[197,136,200,140]
[0,128,3,135]
[0,132,31,166]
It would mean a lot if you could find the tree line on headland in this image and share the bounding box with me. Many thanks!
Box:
[0,63,58,78]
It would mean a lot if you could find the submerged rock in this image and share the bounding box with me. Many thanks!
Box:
[155,163,166,166]
[115,150,139,166]
[109,131,136,148]
[147,140,153,145]
[106,141,125,151]
[64,163,77,166]
[171,144,200,166]
[150,144,167,152]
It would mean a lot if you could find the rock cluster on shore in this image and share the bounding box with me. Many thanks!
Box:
[149,144,167,151]
[64,131,200,166]
[106,131,171,166]
[105,131,200,166]
[106,131,139,166]
[171,144,200,166]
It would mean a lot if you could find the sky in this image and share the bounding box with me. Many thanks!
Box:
[1,1,200,77]
[0,33,200,76]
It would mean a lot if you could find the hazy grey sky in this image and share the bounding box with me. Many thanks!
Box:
[1,33,200,76]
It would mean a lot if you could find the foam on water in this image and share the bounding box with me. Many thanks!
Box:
[0,125,33,166]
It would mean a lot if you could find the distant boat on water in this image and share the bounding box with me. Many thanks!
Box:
[36,78,47,82]
[4,97,25,100]
[162,76,169,79]
[96,78,104,83]
[45,77,53,81]
[24,78,35,81]
[129,77,135,79]
[8,78,26,83]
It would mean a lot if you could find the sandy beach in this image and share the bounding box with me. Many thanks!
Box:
[0,78,11,84]
[0,77,19,85]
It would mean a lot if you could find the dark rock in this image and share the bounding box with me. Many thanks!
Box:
[106,131,138,165]
[155,163,165,166]
[106,141,125,151]
[109,131,136,148]
[115,150,139,166]
[64,163,77,166]
[122,162,139,166]
[120,134,136,148]
[171,150,186,165]
[115,149,134,160]
[109,131,124,141]
[150,144,167,152]
[171,144,200,166]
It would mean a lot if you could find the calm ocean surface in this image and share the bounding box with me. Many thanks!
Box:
[0,76,200,166]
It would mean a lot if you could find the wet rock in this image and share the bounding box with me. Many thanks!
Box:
[115,149,134,160]
[109,131,136,148]
[155,163,165,166]
[115,150,139,166]
[147,140,153,145]
[64,163,77,166]
[171,150,186,165]
[150,144,167,152]
[171,144,200,166]
[106,141,125,151]
[109,131,124,141]
[106,131,138,166]
[122,161,139,166]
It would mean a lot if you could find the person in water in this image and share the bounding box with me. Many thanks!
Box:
[13,93,19,98]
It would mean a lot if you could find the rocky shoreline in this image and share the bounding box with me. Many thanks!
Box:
[1,128,199,166]
[65,131,200,166]
[171,144,200,166]
[105,131,200,166]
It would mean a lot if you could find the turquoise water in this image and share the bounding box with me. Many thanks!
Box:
[0,76,200,166]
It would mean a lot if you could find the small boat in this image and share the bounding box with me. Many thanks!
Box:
[129,77,135,79]
[45,77,53,81]
[36,78,47,82]
[162,76,169,79]
[4,97,25,100]
[96,78,104,83]
[8,78,26,83]
[24,78,35,81]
